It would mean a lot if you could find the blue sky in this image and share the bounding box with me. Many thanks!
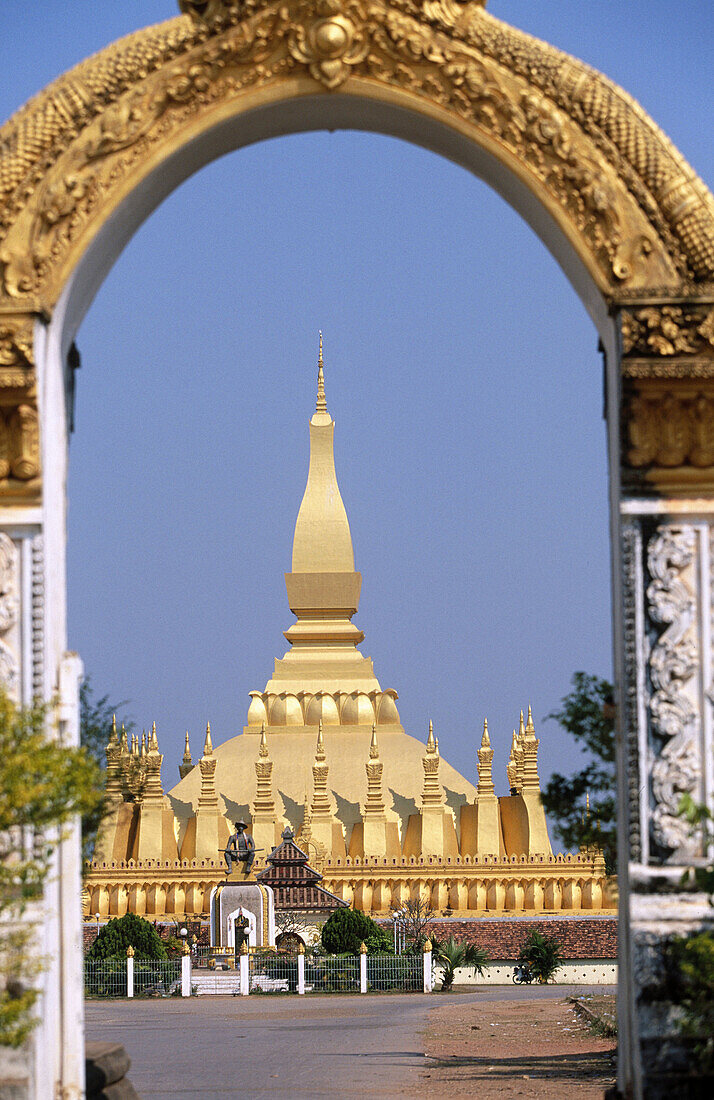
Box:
[2,3,713,817]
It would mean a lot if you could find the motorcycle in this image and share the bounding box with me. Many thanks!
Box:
[512,963,534,984]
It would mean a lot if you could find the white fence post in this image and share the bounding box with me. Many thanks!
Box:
[423,939,432,993]
[297,945,305,995]
[360,942,367,994]
[126,947,134,998]
[239,944,249,996]
[181,945,191,997]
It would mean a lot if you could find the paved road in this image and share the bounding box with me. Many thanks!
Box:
[86,986,614,1099]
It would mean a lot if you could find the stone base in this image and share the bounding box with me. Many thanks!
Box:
[209,882,275,950]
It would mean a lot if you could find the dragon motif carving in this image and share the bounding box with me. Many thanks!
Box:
[646,526,700,856]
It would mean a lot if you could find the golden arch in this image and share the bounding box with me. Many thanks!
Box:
[2,3,714,351]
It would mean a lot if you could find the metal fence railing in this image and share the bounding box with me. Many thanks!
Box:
[84,958,183,998]
[133,959,182,997]
[84,959,127,998]
[305,955,361,994]
[249,953,300,993]
[366,954,423,992]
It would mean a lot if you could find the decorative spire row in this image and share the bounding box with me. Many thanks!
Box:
[506,705,540,793]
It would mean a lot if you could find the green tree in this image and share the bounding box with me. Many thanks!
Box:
[540,672,616,873]
[87,914,167,960]
[432,937,488,991]
[668,929,714,1072]
[519,929,563,983]
[0,691,102,1048]
[79,678,134,861]
[320,908,392,955]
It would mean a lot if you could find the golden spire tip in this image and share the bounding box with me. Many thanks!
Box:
[370,723,378,758]
[203,721,213,756]
[481,718,490,747]
[316,331,327,413]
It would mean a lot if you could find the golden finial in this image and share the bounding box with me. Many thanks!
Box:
[481,718,490,748]
[259,722,268,758]
[586,791,590,817]
[182,731,191,763]
[525,704,536,738]
[203,721,213,756]
[151,720,158,750]
[426,718,436,752]
[120,723,128,751]
[316,331,327,413]
[316,718,325,758]
[140,730,147,757]
[110,713,118,741]
[518,710,526,738]
[370,723,378,759]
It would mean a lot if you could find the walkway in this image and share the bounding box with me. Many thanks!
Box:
[85,986,616,1099]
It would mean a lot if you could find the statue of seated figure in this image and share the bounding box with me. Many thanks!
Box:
[222,821,256,874]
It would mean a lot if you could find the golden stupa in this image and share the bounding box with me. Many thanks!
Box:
[86,338,612,920]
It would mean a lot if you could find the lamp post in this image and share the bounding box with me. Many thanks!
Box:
[94,912,100,942]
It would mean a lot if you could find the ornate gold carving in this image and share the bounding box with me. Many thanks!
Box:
[0,312,40,499]
[622,306,714,357]
[0,0,711,319]
[288,0,368,89]
[625,383,714,474]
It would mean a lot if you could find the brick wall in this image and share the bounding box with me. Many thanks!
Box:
[423,918,617,960]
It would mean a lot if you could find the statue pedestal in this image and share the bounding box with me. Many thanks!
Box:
[209,877,275,950]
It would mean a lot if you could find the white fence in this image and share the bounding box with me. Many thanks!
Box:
[84,947,432,997]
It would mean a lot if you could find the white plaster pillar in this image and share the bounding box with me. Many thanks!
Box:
[297,946,305,995]
[423,942,433,993]
[239,946,249,996]
[181,949,192,997]
[126,951,134,999]
[359,943,367,993]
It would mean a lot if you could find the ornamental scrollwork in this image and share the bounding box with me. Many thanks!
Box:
[646,526,700,855]
[0,0,711,317]
[622,306,714,358]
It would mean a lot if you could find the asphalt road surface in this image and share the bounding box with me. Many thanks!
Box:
[85,986,613,1099]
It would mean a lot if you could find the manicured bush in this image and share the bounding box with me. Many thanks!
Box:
[320,908,391,955]
[518,929,563,983]
[87,914,167,960]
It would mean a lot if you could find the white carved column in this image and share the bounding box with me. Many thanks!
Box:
[616,301,714,1099]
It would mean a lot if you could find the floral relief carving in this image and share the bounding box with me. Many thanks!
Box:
[622,306,714,358]
[0,531,19,696]
[1,0,701,310]
[646,526,700,856]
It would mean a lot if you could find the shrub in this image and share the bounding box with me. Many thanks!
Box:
[87,914,167,960]
[320,908,391,955]
[668,930,714,1072]
[518,929,563,983]
[432,937,489,991]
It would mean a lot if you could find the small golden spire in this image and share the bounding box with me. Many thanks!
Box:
[316,719,325,759]
[518,710,526,738]
[140,730,147,757]
[259,722,268,758]
[203,721,213,756]
[426,718,435,752]
[369,723,378,759]
[182,731,191,763]
[316,331,327,413]
[481,718,490,748]
[110,714,118,742]
[525,704,536,739]
[120,723,128,752]
[586,791,590,817]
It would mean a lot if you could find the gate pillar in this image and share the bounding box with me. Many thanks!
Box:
[615,299,714,1096]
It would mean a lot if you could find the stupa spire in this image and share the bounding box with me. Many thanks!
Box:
[316,330,327,413]
[477,718,495,797]
[179,730,194,780]
[203,721,213,757]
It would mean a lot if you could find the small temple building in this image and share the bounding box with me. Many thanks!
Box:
[85,339,612,921]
